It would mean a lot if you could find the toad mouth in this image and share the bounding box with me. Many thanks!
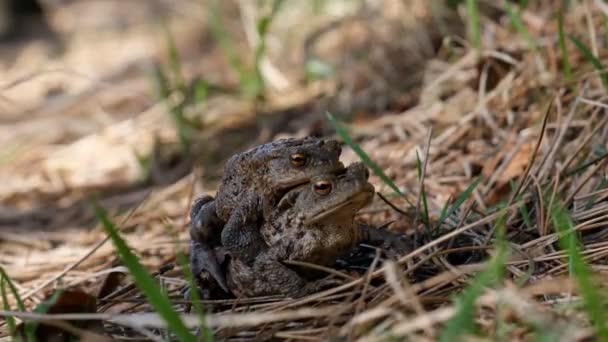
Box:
[305,185,375,224]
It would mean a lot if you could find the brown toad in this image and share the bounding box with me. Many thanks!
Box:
[226,162,410,298]
[190,137,345,292]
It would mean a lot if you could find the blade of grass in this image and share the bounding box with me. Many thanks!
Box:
[504,0,537,51]
[439,209,508,341]
[194,80,210,104]
[163,24,185,92]
[518,199,532,231]
[167,220,213,341]
[175,248,213,341]
[24,288,65,337]
[509,179,532,231]
[255,0,285,60]
[415,151,431,231]
[92,201,196,342]
[208,0,258,99]
[569,35,608,89]
[466,0,481,54]
[604,15,608,48]
[558,11,572,80]
[0,268,26,312]
[163,25,195,153]
[208,0,242,74]
[326,112,413,206]
[0,267,31,340]
[150,64,192,154]
[550,199,608,340]
[436,177,482,229]
[0,277,16,336]
[431,198,453,239]
[564,151,608,177]
[250,0,286,99]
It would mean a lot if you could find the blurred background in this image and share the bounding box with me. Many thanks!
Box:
[0,0,474,203]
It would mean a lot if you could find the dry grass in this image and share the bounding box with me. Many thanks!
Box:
[1,0,608,340]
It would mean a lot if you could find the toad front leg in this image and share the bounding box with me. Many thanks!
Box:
[220,194,267,264]
[189,196,230,292]
[355,223,411,256]
[234,246,336,298]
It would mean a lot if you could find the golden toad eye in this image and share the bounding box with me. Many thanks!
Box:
[290,153,307,167]
[314,180,333,195]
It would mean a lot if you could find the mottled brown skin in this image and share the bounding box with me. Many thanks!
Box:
[190,137,344,292]
[226,162,409,298]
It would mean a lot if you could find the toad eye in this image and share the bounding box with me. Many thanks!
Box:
[290,153,307,167]
[313,180,333,196]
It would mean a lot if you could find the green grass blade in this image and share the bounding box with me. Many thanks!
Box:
[194,80,210,104]
[504,1,536,51]
[163,24,185,92]
[569,35,608,89]
[557,11,572,80]
[208,0,240,71]
[0,267,36,341]
[0,268,26,312]
[326,112,413,206]
[250,0,286,100]
[439,210,508,341]
[438,199,451,225]
[32,289,63,315]
[30,298,57,341]
[256,0,285,38]
[151,63,171,102]
[466,0,481,53]
[518,200,532,231]
[22,289,65,340]
[432,198,453,238]
[150,63,192,153]
[509,180,532,231]
[437,177,482,229]
[208,0,254,98]
[534,330,562,342]
[92,202,196,342]
[565,151,608,177]
[176,252,213,341]
[415,151,431,230]
[604,15,608,48]
[550,200,608,340]
[0,277,16,336]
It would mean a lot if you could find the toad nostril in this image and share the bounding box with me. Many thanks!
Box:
[313,180,333,195]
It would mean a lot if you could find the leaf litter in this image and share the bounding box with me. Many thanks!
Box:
[1,0,608,340]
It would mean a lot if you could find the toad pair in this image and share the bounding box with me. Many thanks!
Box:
[189,137,408,297]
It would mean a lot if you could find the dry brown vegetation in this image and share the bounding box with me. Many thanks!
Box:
[1,0,608,340]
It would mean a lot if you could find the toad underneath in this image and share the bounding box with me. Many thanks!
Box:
[226,162,410,298]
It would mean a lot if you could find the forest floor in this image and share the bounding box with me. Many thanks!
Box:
[1,1,608,341]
